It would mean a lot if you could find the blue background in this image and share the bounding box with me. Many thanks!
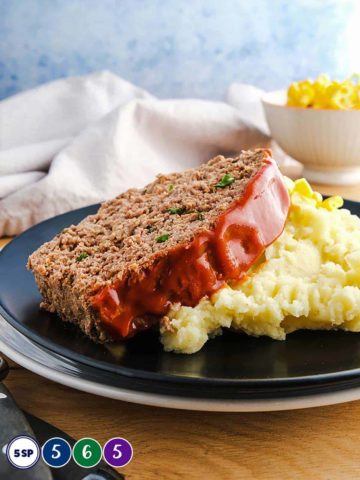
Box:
[0,0,359,100]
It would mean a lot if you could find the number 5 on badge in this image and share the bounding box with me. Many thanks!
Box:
[103,437,133,468]
[42,437,72,468]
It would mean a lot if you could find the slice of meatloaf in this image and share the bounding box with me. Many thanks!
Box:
[28,149,290,343]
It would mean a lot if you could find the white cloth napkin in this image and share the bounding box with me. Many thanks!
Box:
[0,71,301,236]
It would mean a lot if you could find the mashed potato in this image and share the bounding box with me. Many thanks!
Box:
[161,178,360,353]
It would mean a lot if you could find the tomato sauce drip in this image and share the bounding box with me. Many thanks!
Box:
[91,158,290,339]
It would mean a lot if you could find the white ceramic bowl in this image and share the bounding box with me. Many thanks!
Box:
[262,90,360,185]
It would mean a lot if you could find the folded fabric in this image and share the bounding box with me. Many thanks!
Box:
[0,171,46,199]
[0,71,301,236]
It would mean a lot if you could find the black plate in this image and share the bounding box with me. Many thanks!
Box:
[1,200,360,399]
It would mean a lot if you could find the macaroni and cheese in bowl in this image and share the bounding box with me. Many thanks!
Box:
[262,75,360,185]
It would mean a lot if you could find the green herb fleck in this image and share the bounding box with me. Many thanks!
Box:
[167,207,186,215]
[168,184,174,191]
[156,234,170,243]
[146,225,155,233]
[215,173,235,188]
[61,228,69,234]
[197,211,204,221]
[76,252,89,262]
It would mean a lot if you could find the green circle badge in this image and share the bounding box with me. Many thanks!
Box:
[72,438,102,468]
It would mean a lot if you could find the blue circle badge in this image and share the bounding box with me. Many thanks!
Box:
[42,437,72,468]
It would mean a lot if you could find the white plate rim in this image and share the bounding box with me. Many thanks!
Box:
[2,324,360,412]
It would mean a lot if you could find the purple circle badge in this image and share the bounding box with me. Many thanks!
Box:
[103,437,133,468]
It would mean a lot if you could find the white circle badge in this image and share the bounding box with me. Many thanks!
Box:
[6,435,40,469]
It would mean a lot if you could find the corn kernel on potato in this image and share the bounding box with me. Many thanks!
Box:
[161,179,360,354]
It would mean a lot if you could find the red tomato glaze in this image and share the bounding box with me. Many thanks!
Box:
[91,157,290,339]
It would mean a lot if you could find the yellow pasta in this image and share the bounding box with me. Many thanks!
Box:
[287,74,360,110]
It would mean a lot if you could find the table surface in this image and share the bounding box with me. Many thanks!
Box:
[1,182,360,480]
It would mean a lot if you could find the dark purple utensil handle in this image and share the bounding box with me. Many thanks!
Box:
[0,355,9,381]
[82,467,125,479]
